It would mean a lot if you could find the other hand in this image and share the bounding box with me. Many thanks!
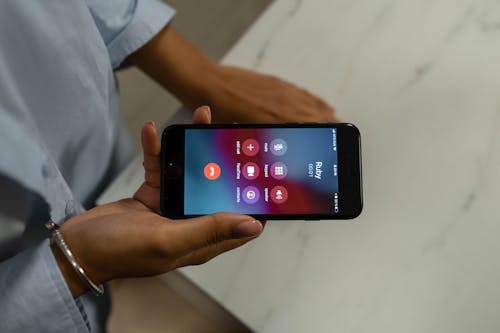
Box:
[130,27,337,124]
[207,65,337,123]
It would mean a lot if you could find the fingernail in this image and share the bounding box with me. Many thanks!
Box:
[204,106,211,117]
[145,121,155,128]
[233,220,263,238]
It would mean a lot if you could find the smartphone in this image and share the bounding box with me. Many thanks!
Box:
[160,123,362,220]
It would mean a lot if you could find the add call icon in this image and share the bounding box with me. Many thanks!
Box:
[242,139,260,157]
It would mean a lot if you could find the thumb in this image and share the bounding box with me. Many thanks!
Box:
[171,213,263,254]
[133,121,161,211]
[141,121,161,188]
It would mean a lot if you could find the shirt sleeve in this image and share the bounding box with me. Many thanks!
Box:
[0,240,91,333]
[85,0,176,69]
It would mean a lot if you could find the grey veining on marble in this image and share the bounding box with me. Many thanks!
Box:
[182,0,500,332]
[100,0,500,332]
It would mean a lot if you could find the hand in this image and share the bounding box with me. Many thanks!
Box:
[207,65,338,124]
[133,106,212,213]
[53,107,263,298]
[129,27,337,124]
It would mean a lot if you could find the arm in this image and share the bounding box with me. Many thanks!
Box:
[0,105,261,333]
[127,26,217,115]
[128,26,337,123]
[0,114,91,332]
[88,0,335,123]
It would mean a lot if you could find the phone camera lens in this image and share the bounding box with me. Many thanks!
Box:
[165,164,180,179]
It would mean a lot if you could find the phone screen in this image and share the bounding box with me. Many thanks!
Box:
[184,127,340,215]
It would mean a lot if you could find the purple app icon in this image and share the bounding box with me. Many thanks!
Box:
[270,138,287,156]
[270,162,288,180]
[242,186,260,204]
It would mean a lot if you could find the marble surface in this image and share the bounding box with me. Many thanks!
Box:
[99,0,500,332]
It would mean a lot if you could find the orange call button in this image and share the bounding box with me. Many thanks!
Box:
[204,162,221,180]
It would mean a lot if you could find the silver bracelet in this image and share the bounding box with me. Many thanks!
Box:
[45,220,104,296]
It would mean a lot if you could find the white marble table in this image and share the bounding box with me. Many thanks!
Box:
[99,0,500,331]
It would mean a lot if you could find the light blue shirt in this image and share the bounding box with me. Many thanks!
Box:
[0,1,175,332]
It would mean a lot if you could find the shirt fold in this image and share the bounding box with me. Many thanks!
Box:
[0,240,90,333]
[86,0,176,68]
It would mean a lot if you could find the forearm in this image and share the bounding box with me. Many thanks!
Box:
[127,26,220,110]
[127,24,336,123]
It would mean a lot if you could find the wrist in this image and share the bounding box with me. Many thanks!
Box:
[201,65,259,122]
[197,64,237,109]
[49,219,106,298]
[179,59,222,109]
[50,240,89,298]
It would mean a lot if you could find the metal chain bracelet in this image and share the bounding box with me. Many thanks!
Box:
[45,220,104,296]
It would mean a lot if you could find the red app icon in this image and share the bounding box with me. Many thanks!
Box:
[204,162,221,180]
[270,185,288,204]
[242,139,260,157]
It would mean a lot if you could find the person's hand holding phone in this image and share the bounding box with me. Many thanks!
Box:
[52,107,263,297]
[132,106,213,213]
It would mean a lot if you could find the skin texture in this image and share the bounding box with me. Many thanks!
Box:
[53,107,263,298]
[128,26,337,123]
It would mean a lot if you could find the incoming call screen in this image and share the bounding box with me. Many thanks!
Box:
[184,128,339,215]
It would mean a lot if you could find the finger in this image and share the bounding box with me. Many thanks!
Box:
[329,113,341,122]
[177,220,267,267]
[320,104,338,122]
[164,212,263,255]
[305,100,335,123]
[321,111,337,122]
[193,106,211,124]
[141,121,161,187]
[318,100,335,115]
[174,237,255,267]
[142,121,160,155]
[133,184,160,213]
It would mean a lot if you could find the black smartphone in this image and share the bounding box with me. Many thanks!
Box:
[160,123,362,220]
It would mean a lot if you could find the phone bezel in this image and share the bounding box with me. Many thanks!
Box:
[161,123,362,220]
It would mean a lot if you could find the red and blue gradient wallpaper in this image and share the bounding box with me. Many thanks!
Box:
[184,128,339,215]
